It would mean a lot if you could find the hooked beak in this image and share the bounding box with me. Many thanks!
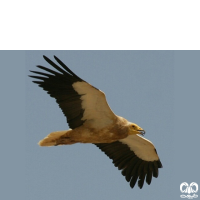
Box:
[138,130,145,136]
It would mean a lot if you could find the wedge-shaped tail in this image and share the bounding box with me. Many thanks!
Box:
[38,130,74,146]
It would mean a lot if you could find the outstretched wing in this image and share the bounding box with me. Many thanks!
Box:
[29,56,116,129]
[95,134,162,189]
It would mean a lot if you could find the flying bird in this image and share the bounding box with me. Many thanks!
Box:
[29,55,163,189]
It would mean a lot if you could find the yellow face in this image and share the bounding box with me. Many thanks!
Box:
[128,123,145,135]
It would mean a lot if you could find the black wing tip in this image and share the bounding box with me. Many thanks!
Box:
[29,70,37,74]
[43,55,58,60]
[95,142,163,189]
[138,180,144,189]
[42,55,49,62]
[43,55,54,64]
[54,55,58,59]
[53,55,63,64]
[158,160,163,168]
[29,75,40,79]
[42,55,58,61]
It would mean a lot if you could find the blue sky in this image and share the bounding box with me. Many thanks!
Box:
[1,51,200,200]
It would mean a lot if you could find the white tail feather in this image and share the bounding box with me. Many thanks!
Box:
[38,130,68,146]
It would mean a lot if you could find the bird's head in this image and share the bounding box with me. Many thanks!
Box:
[128,123,145,136]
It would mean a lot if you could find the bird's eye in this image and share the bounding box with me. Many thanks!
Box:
[132,125,135,128]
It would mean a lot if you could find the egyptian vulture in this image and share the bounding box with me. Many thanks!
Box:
[29,55,163,189]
